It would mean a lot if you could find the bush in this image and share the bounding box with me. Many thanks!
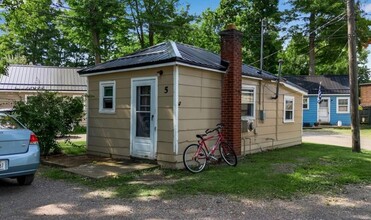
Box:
[13,91,84,155]
[70,125,86,134]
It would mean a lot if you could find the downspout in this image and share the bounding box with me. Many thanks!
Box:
[272,59,283,99]
[272,60,283,141]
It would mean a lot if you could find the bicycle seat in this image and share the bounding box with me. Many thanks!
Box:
[196,134,207,139]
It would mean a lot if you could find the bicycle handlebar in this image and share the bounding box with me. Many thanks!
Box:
[205,123,224,134]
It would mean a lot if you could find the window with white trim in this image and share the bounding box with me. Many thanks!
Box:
[303,97,309,110]
[241,86,256,119]
[337,97,350,113]
[99,81,116,113]
[284,96,294,123]
[25,94,36,103]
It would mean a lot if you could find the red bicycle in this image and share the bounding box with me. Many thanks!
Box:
[183,123,237,173]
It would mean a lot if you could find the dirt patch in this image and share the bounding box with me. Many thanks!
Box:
[272,163,296,174]
[41,154,120,168]
[128,170,179,186]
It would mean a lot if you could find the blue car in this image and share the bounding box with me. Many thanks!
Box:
[0,113,40,185]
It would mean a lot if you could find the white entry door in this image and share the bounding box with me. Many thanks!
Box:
[318,98,330,123]
[131,78,157,159]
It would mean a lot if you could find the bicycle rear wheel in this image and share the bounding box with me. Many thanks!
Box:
[219,142,237,166]
[183,144,207,173]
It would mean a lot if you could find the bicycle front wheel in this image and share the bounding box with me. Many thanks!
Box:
[219,142,237,166]
[183,144,207,173]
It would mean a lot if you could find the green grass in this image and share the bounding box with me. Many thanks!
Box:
[58,141,86,155]
[40,143,371,199]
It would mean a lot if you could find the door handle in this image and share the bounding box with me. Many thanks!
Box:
[151,115,154,120]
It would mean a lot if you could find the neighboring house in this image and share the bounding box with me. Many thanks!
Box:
[360,83,371,124]
[0,65,87,111]
[284,75,350,126]
[78,25,307,168]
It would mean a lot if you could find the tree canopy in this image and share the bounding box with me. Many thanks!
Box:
[0,0,369,81]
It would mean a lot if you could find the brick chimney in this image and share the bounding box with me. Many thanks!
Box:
[219,24,243,155]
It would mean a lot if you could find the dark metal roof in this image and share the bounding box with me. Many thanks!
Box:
[0,65,87,91]
[283,75,349,94]
[78,41,305,93]
[78,42,227,74]
[79,41,276,78]
[242,64,277,80]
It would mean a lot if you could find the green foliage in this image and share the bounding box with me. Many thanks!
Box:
[70,125,87,134]
[59,0,128,64]
[126,0,196,48]
[188,0,283,73]
[0,0,65,65]
[13,92,84,155]
[281,0,371,77]
[41,143,371,199]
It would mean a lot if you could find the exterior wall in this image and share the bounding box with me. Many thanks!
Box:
[0,91,85,107]
[86,66,174,161]
[0,92,25,109]
[177,66,222,166]
[303,95,350,126]
[241,78,303,155]
[86,65,305,168]
[360,84,371,107]
[0,91,87,124]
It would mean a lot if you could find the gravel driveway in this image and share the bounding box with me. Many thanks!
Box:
[303,129,371,151]
[1,175,370,219]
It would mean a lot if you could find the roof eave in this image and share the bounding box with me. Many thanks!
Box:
[79,57,227,76]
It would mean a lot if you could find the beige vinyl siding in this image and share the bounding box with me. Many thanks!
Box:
[0,91,85,109]
[87,67,174,159]
[177,66,222,158]
[241,78,303,155]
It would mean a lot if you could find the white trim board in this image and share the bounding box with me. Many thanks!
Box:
[173,65,179,154]
[79,62,226,77]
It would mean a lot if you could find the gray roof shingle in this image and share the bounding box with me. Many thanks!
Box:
[78,41,277,80]
[0,65,86,91]
[283,75,349,94]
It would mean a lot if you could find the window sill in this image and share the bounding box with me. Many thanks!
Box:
[99,109,116,114]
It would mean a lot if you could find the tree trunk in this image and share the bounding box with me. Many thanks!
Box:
[309,12,316,76]
[91,29,101,64]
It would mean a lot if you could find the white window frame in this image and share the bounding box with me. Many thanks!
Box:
[284,95,295,123]
[24,94,36,103]
[303,97,309,110]
[241,85,256,120]
[99,81,116,114]
[336,97,350,114]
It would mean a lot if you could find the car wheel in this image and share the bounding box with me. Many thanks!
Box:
[17,174,35,186]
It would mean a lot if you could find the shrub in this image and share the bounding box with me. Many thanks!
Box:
[13,91,84,155]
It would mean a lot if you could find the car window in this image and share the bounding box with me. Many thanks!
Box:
[0,115,24,129]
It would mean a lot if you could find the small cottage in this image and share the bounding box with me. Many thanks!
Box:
[284,75,350,126]
[79,26,307,168]
[0,65,86,111]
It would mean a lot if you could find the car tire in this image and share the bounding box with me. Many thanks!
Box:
[17,174,35,186]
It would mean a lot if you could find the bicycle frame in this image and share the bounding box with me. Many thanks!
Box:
[195,130,225,159]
